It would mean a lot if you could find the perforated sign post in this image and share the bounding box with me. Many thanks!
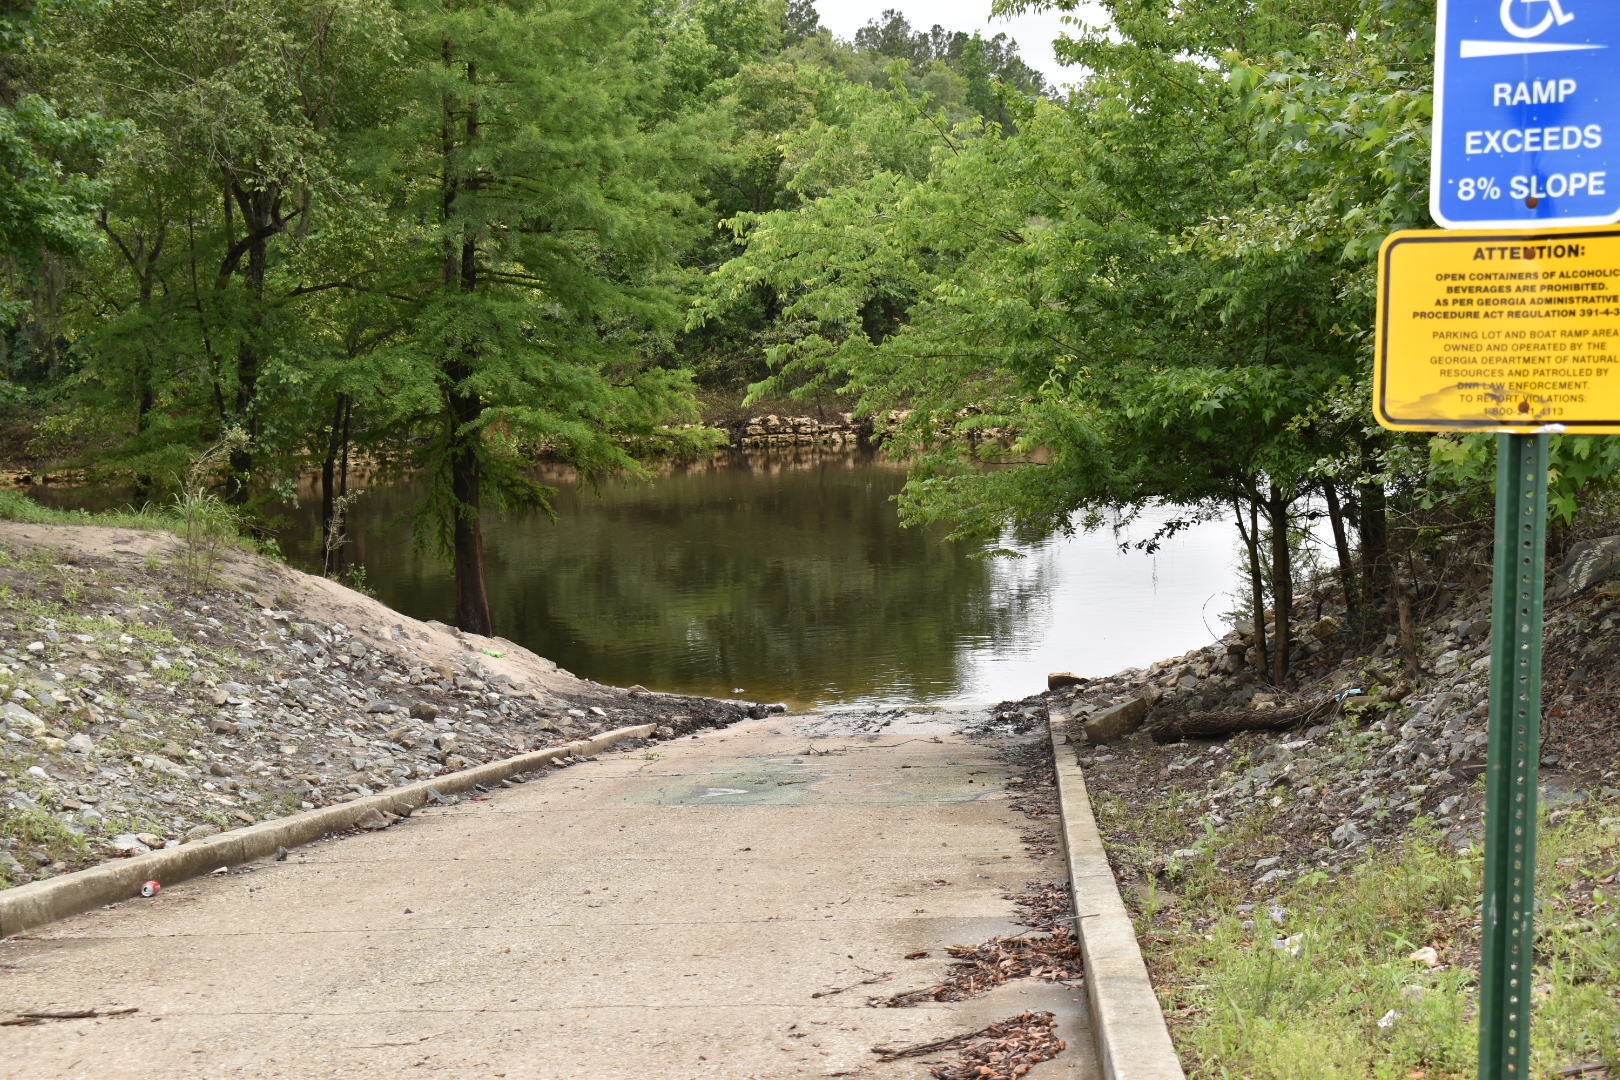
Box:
[1376,229,1565,1080]
[1417,5,1620,1078]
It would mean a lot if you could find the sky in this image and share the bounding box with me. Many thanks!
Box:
[811,1,1099,89]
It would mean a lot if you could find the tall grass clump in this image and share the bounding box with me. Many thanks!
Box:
[171,428,248,592]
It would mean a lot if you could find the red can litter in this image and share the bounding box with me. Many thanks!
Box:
[139,881,160,898]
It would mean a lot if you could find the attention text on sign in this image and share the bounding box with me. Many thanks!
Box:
[1375,227,1620,433]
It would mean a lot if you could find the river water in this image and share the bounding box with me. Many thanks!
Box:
[265,449,1240,710]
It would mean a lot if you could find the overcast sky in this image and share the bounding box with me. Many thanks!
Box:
[811,1,1100,89]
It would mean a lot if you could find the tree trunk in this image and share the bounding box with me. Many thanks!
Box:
[449,412,491,636]
[132,365,156,502]
[128,237,161,502]
[1323,483,1357,619]
[1358,479,1389,606]
[224,183,276,507]
[443,54,493,635]
[1233,495,1270,682]
[321,399,340,549]
[1152,696,1336,742]
[320,394,351,576]
[338,396,351,503]
[1267,484,1293,686]
[1392,572,1422,675]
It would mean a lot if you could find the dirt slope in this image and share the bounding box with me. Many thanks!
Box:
[0,523,769,887]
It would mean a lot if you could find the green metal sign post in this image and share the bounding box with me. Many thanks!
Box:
[1478,433,1549,1079]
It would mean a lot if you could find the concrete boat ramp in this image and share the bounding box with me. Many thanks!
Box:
[1,710,1101,1079]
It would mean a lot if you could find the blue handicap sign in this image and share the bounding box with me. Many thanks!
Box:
[1433,0,1620,228]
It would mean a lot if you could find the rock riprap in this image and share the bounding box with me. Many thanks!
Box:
[1041,574,1620,889]
[0,526,767,888]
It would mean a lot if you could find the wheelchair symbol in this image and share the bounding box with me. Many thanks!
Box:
[1501,0,1576,39]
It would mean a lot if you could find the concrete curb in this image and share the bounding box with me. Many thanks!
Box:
[0,723,655,938]
[1047,714,1187,1080]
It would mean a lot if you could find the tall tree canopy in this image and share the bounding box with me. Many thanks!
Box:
[1,0,118,383]
[697,0,1459,682]
[375,0,724,633]
[16,0,1620,659]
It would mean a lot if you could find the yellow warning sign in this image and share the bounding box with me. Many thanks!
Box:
[1376,226,1620,433]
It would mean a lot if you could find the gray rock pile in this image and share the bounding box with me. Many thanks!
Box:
[0,535,766,888]
[1039,538,1620,893]
[741,412,869,449]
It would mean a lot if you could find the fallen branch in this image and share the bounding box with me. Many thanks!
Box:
[930,1011,1064,1080]
[872,1012,1067,1080]
[873,1024,993,1061]
[810,971,893,998]
[2,1006,139,1026]
[1150,697,1336,743]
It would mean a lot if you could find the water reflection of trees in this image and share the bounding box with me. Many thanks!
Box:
[276,453,1051,706]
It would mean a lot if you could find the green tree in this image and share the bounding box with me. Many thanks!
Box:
[851,7,1048,126]
[1,0,118,385]
[704,0,1411,683]
[380,0,721,634]
[781,0,819,45]
[43,0,403,501]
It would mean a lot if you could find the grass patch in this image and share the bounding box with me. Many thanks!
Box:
[0,488,182,532]
[1138,804,1620,1078]
[0,804,94,881]
[0,485,274,593]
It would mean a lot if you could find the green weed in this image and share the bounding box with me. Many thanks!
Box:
[171,489,240,592]
[1140,803,1620,1079]
[0,805,94,873]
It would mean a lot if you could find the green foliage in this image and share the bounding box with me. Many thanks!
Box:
[0,803,93,879]
[29,0,409,498]
[348,0,737,626]
[1432,433,1620,525]
[848,7,1049,127]
[0,94,114,272]
[699,0,1399,676]
[654,0,785,112]
[780,0,819,46]
[19,0,1620,639]
[1,0,123,392]
[9,0,794,630]
[1,0,120,267]
[0,487,170,531]
[171,430,246,591]
[1117,796,1620,1079]
[7,0,1064,522]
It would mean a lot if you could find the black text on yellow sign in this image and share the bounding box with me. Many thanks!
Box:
[1375,226,1620,433]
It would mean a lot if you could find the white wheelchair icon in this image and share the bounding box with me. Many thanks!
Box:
[1501,0,1576,39]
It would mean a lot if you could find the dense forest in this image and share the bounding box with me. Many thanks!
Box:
[3,0,1616,673]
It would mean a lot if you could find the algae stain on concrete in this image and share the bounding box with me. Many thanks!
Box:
[627,759,1014,808]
